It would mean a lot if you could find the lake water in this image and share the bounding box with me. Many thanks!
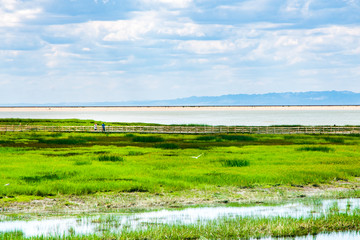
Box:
[1,107,360,126]
[1,198,359,238]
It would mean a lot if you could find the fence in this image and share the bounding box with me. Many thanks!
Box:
[0,125,360,134]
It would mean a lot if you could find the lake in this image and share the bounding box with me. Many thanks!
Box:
[1,106,360,126]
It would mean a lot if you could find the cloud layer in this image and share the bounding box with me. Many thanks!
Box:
[1,0,360,104]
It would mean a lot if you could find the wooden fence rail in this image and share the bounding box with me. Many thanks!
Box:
[0,125,360,134]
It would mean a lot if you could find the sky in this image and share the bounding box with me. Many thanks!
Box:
[1,0,360,104]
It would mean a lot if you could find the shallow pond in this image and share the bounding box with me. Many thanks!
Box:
[259,231,360,240]
[1,198,360,237]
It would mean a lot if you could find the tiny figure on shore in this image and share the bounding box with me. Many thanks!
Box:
[94,123,97,131]
[102,123,105,132]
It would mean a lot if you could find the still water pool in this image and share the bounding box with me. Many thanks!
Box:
[1,198,359,238]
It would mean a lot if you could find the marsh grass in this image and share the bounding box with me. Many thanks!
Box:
[132,136,165,143]
[97,154,124,162]
[37,136,95,145]
[155,143,179,149]
[127,151,144,156]
[196,136,218,141]
[2,211,360,239]
[21,173,61,183]
[195,135,256,142]
[73,160,92,166]
[221,159,250,167]
[220,135,256,141]
[323,138,344,144]
[297,146,334,152]
[1,131,360,198]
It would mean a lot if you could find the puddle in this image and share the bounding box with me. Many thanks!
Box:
[0,198,360,237]
[259,231,360,240]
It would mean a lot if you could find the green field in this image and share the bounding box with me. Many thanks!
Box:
[1,122,360,238]
[1,130,360,202]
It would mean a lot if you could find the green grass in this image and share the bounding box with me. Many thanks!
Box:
[1,130,360,198]
[2,124,360,239]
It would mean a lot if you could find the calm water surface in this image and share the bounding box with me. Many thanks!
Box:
[1,109,360,126]
[0,198,359,237]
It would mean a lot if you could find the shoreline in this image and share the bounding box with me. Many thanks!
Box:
[1,105,360,112]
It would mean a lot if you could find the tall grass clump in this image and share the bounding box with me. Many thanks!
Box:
[132,136,165,143]
[196,136,218,141]
[221,159,250,167]
[74,160,92,165]
[127,151,145,156]
[220,135,256,141]
[97,154,124,162]
[323,137,345,144]
[297,146,334,153]
[37,136,94,145]
[155,143,179,149]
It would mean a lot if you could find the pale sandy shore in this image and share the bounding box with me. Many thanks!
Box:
[1,105,360,112]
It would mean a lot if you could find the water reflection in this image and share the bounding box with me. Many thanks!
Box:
[259,231,360,240]
[0,198,359,237]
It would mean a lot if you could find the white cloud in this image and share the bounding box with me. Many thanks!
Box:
[218,0,273,12]
[177,40,236,54]
[282,0,313,17]
[101,19,155,41]
[138,0,193,9]
[0,0,42,27]
[157,22,204,37]
[47,10,205,42]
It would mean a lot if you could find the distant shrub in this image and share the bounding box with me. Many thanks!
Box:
[220,135,256,141]
[297,146,334,153]
[125,133,135,137]
[348,134,360,137]
[123,186,149,193]
[155,143,180,149]
[196,136,218,141]
[132,136,165,143]
[98,154,124,162]
[22,173,60,183]
[127,151,145,156]
[221,159,250,167]
[37,136,94,145]
[323,137,345,144]
[74,160,92,166]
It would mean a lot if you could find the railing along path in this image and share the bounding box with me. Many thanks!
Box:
[0,125,360,134]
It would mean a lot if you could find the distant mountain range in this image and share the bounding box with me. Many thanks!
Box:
[3,91,360,107]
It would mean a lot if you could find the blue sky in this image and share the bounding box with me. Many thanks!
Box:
[1,0,360,104]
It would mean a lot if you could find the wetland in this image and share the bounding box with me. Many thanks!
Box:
[1,119,360,239]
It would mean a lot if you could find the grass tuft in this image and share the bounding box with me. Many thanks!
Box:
[297,146,334,152]
[21,173,60,183]
[132,136,165,143]
[155,143,180,149]
[98,154,124,162]
[221,159,250,167]
[196,136,218,141]
[127,151,145,156]
[220,135,256,141]
[74,160,92,165]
